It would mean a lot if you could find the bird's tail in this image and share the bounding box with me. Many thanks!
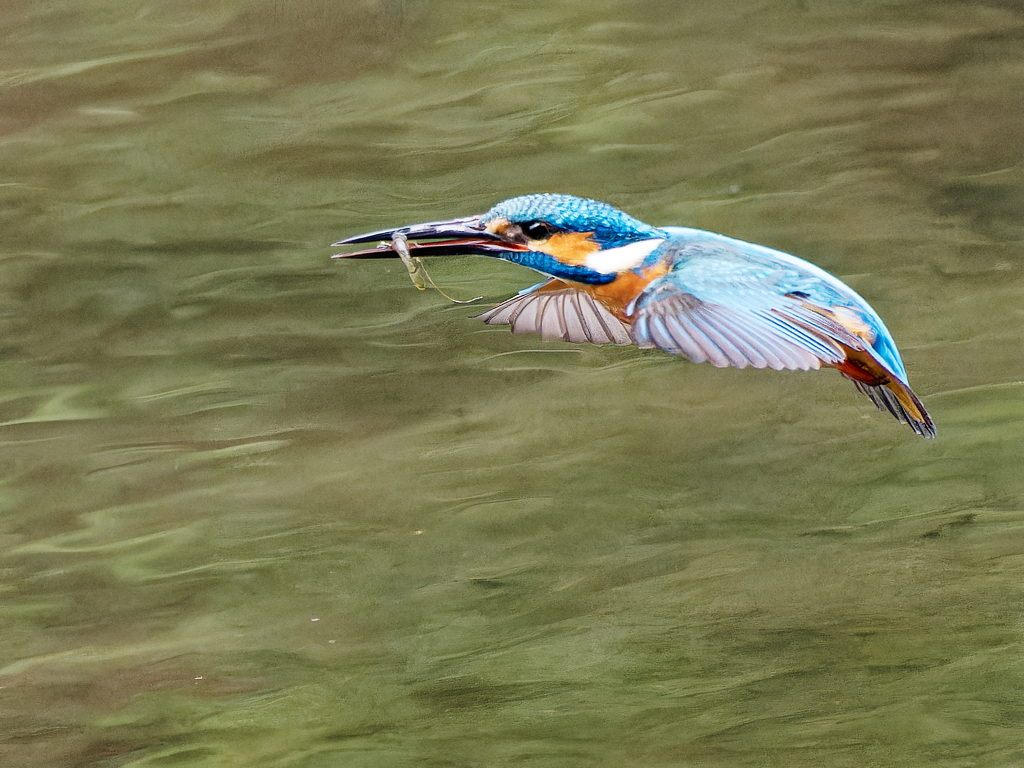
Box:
[845,374,935,438]
[829,340,935,439]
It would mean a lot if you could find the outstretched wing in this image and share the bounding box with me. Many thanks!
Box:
[627,229,886,372]
[476,280,632,345]
[628,229,935,437]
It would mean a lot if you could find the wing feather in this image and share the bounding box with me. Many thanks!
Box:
[693,307,791,369]
[559,292,584,341]
[695,309,770,369]
[476,282,632,345]
[535,295,565,341]
[630,290,837,371]
[672,312,733,367]
[507,292,544,333]
[699,308,820,371]
[773,303,864,348]
[649,314,686,357]
[761,312,844,364]
[687,311,755,368]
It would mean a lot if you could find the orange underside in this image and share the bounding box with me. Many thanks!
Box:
[589,266,670,321]
[832,346,889,385]
[530,266,669,322]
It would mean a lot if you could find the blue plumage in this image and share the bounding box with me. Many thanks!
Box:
[497,248,616,285]
[485,194,663,248]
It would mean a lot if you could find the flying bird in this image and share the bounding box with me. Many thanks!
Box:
[333,194,934,438]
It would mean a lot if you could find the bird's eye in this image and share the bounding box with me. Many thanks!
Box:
[521,221,554,240]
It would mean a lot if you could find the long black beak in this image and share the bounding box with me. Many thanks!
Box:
[331,215,526,259]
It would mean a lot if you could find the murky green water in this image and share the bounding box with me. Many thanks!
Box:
[2,1,1023,766]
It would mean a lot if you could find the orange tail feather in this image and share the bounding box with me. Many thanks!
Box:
[836,351,934,438]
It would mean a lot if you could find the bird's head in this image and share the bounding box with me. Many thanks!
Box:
[333,194,667,284]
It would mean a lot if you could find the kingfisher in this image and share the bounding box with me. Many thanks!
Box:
[333,194,935,438]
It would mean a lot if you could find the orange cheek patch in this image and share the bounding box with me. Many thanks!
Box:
[542,231,601,265]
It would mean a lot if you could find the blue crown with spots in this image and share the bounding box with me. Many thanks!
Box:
[483,194,664,248]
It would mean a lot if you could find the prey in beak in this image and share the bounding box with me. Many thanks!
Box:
[332,214,527,301]
[332,206,614,289]
[331,215,528,260]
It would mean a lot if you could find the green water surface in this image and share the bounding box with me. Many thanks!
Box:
[1,1,1023,766]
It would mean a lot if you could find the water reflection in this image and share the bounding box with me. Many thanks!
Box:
[1,0,1023,766]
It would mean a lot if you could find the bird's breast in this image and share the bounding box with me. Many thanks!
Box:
[582,264,669,322]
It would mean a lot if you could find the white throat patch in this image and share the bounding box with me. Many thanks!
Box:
[584,239,664,274]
